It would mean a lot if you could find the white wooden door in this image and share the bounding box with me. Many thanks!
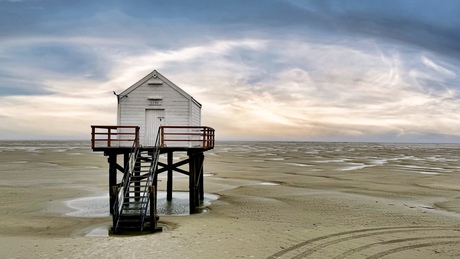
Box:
[145,109,165,146]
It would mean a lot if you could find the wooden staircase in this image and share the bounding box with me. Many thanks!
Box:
[112,145,161,233]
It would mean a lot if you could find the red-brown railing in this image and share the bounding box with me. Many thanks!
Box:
[91,125,214,149]
[91,126,140,149]
[160,126,215,149]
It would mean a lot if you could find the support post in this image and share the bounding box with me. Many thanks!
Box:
[124,152,129,170]
[167,151,173,201]
[91,126,95,149]
[149,185,157,233]
[108,153,117,215]
[194,154,201,207]
[199,153,204,202]
[189,152,196,214]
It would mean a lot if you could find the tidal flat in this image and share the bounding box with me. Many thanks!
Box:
[1,141,460,258]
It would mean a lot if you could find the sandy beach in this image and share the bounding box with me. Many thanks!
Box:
[1,141,460,258]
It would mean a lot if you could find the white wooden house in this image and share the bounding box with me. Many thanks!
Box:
[116,70,201,146]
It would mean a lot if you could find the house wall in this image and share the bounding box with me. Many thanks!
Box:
[118,75,201,146]
[190,98,201,126]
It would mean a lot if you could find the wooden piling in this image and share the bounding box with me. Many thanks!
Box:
[167,151,173,201]
[198,153,204,203]
[108,153,117,215]
[188,152,195,214]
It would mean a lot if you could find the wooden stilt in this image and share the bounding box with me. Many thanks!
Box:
[124,153,129,166]
[108,153,117,215]
[189,153,196,214]
[199,153,204,202]
[167,151,173,201]
[149,185,157,233]
[194,154,200,207]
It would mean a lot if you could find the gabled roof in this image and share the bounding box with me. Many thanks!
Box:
[119,70,202,107]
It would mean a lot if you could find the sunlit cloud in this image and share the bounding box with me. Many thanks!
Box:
[166,38,460,141]
[0,94,115,139]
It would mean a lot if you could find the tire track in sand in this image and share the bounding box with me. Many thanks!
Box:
[266,226,460,259]
[336,236,460,259]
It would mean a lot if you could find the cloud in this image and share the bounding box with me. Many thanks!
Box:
[116,37,459,142]
[285,0,460,60]
[0,1,460,142]
[421,56,456,77]
[2,33,460,141]
[0,91,116,140]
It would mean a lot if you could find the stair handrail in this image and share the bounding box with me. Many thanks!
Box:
[113,139,140,232]
[138,128,162,228]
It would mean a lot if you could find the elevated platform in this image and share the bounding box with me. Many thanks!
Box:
[90,125,215,233]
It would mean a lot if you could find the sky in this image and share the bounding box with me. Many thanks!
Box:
[1,0,460,142]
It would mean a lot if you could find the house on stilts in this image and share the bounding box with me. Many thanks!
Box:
[91,70,215,233]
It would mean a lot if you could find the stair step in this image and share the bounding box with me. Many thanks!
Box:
[138,159,153,162]
[116,226,142,231]
[122,202,145,206]
[130,180,148,184]
[122,208,146,212]
[128,184,148,187]
[123,200,147,203]
[128,185,148,188]
[119,215,141,220]
[123,204,147,208]
[125,198,147,201]
[115,226,143,232]
[125,195,148,198]
[132,171,150,174]
[117,217,143,229]
[123,196,148,199]
[122,208,143,212]
[117,224,142,229]
[122,203,145,206]
[123,200,148,204]
[130,176,149,179]
[122,208,144,212]
[131,176,149,180]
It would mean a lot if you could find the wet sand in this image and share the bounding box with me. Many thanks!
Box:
[1,141,460,258]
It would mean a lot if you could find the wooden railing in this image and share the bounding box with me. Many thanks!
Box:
[160,126,215,149]
[91,125,215,149]
[91,126,140,149]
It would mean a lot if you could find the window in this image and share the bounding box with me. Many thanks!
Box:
[148,96,162,106]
